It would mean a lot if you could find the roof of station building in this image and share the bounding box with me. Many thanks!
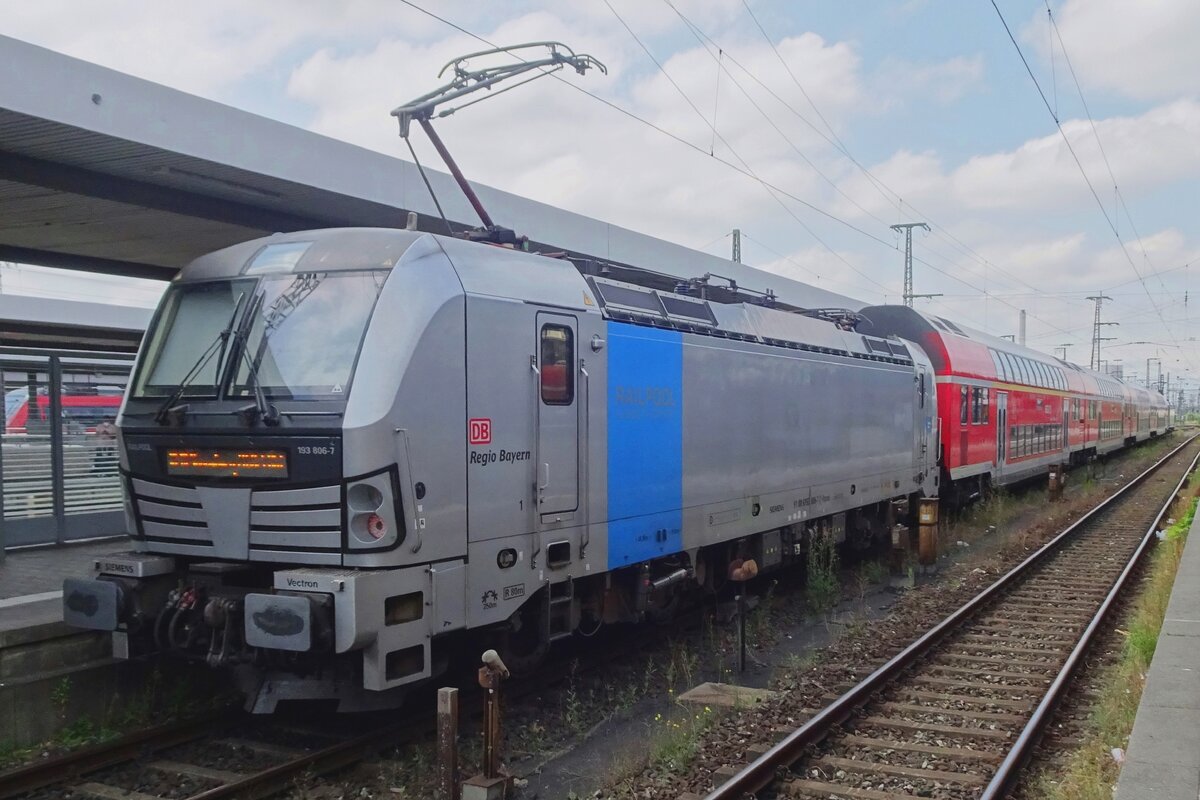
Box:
[0,35,862,314]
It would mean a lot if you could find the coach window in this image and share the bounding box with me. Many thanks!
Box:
[970,387,989,425]
[960,385,969,424]
[540,325,574,405]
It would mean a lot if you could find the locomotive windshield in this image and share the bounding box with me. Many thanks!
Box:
[230,271,386,400]
[133,279,256,397]
[132,271,386,401]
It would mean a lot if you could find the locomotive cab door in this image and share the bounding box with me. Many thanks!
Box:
[534,313,580,517]
[915,365,931,468]
[996,391,1008,468]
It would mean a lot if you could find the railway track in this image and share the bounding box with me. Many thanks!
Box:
[0,597,679,799]
[697,434,1200,800]
[0,708,409,800]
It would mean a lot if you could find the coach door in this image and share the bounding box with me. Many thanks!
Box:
[534,313,579,516]
[996,391,1008,467]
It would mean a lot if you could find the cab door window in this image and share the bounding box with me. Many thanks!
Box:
[540,325,574,405]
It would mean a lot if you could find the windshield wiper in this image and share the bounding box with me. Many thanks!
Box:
[232,294,280,427]
[234,345,280,426]
[154,292,247,425]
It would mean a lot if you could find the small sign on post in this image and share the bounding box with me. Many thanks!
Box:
[462,650,512,800]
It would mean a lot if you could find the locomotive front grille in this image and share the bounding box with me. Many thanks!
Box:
[131,478,343,565]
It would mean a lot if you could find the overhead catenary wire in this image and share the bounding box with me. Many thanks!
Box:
[400,0,1076,338]
[663,1,894,230]
[713,0,1193,362]
[608,0,1083,328]
[1046,3,1172,300]
[397,0,1169,356]
[735,0,1051,302]
[677,0,1074,335]
[601,0,897,298]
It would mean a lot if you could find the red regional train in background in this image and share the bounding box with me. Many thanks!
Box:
[861,305,1172,503]
[3,387,123,435]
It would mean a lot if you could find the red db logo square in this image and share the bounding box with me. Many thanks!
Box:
[469,418,492,445]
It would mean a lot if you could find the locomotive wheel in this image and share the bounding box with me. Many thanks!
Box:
[495,602,549,674]
[646,591,682,625]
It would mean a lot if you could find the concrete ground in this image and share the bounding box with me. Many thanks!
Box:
[1114,510,1200,800]
[0,538,127,600]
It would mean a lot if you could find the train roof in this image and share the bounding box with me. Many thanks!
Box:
[175,227,922,369]
[857,305,1168,406]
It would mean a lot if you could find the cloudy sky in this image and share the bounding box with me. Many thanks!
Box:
[3,0,1198,391]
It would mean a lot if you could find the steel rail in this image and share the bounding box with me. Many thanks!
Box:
[0,708,230,799]
[703,433,1199,799]
[186,718,413,800]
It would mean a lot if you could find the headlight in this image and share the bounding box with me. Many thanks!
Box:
[345,468,404,550]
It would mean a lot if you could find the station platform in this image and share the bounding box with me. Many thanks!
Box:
[1114,511,1200,798]
[0,537,127,634]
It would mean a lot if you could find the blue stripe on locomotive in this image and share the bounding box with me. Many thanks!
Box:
[605,321,683,569]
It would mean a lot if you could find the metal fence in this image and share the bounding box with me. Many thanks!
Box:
[1,348,135,556]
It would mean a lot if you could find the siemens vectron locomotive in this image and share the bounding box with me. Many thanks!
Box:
[63,228,939,710]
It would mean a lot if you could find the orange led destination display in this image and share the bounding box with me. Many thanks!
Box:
[166,449,289,478]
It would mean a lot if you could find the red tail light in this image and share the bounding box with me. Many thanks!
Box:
[366,513,387,540]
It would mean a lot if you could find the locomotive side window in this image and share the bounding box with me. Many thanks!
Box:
[540,325,574,405]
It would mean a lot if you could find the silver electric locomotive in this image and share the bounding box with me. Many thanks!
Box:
[64,228,937,710]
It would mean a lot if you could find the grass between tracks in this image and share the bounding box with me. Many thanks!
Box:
[1029,484,1199,800]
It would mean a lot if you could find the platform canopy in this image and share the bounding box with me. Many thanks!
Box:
[0,294,149,351]
[0,34,862,311]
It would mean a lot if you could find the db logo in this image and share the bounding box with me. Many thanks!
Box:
[468,418,492,445]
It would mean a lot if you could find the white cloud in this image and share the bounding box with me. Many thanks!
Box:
[1025,0,1200,102]
[875,54,985,105]
[836,99,1200,221]
[0,0,483,96]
